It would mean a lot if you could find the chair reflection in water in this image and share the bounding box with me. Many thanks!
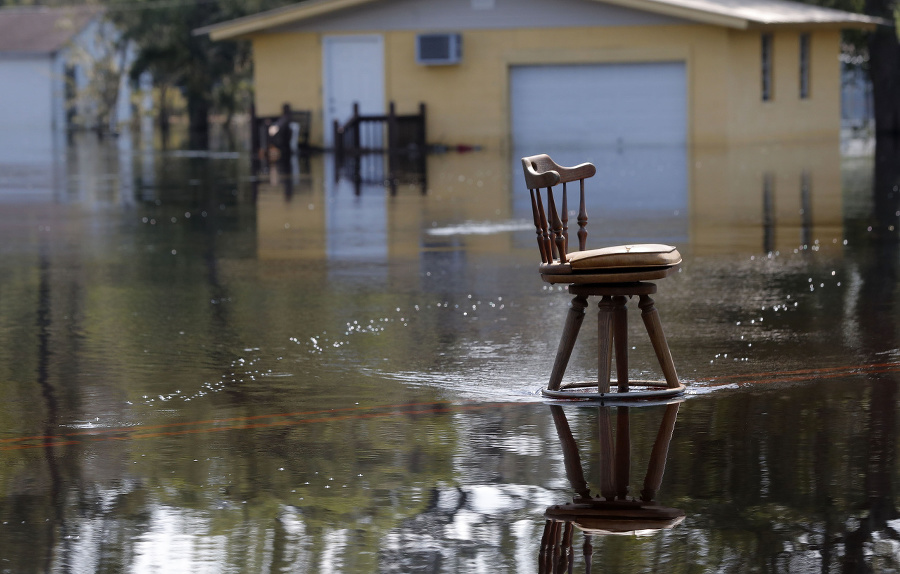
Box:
[521,154,684,400]
[540,403,683,574]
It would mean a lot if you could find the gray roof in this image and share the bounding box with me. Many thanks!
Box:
[625,0,885,26]
[0,6,102,55]
[198,0,884,41]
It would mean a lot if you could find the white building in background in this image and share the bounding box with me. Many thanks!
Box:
[0,5,133,137]
[0,5,137,200]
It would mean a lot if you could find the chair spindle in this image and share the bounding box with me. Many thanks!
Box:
[547,188,566,263]
[535,190,553,262]
[530,189,549,263]
[577,178,588,251]
[562,182,569,253]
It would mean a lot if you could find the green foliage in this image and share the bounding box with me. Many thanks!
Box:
[896,4,900,38]
[794,0,873,61]
[67,19,131,131]
[793,0,866,12]
[106,0,297,138]
[0,0,297,137]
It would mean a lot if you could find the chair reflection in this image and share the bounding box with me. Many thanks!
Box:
[539,403,683,573]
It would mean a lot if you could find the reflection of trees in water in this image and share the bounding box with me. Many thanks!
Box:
[658,136,900,572]
[36,243,67,573]
[0,164,261,570]
[842,134,900,572]
[377,408,561,571]
[7,139,900,571]
[660,383,900,571]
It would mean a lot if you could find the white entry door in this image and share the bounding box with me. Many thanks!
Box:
[322,35,385,148]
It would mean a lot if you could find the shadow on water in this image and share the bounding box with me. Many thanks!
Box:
[4,128,900,571]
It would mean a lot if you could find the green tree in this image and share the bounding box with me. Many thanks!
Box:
[796,0,900,133]
[864,0,900,133]
[109,0,295,148]
[68,18,131,132]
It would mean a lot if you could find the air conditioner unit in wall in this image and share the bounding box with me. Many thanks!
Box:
[416,33,462,66]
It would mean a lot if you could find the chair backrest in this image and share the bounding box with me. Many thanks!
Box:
[521,154,596,264]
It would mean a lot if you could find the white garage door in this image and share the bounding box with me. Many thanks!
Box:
[511,62,688,221]
[510,61,687,149]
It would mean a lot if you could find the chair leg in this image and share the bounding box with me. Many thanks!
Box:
[615,405,630,500]
[583,535,594,574]
[597,296,615,393]
[641,402,680,502]
[598,406,616,500]
[612,295,629,393]
[548,294,588,391]
[549,405,591,499]
[638,294,680,388]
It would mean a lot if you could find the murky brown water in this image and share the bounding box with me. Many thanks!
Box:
[1,130,899,572]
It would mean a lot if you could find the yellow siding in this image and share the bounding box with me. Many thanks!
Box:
[252,33,324,142]
[256,166,326,261]
[726,29,842,144]
[253,144,842,260]
[690,142,842,254]
[251,24,843,149]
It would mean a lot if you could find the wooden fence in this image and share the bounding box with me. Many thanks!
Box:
[333,102,427,194]
[333,102,426,157]
[251,105,312,164]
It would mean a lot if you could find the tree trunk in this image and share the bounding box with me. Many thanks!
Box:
[158,84,170,138]
[872,134,900,238]
[188,94,210,150]
[865,0,900,134]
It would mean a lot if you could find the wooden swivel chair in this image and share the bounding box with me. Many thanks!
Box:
[521,154,685,400]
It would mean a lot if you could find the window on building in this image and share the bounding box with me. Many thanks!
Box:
[763,173,775,253]
[761,34,773,101]
[799,33,811,99]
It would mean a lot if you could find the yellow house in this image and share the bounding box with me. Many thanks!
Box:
[199,0,880,151]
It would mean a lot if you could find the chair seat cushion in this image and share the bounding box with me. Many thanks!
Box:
[566,244,681,271]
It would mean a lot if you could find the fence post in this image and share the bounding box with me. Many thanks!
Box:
[388,101,398,151]
[334,119,342,164]
[418,102,427,193]
[352,102,361,151]
[250,103,259,157]
[250,103,261,173]
[418,102,427,152]
[388,101,397,178]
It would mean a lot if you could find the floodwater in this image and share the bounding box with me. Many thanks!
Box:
[1,127,900,573]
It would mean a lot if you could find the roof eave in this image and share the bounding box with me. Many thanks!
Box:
[591,0,751,27]
[196,0,889,40]
[196,0,380,40]
[0,50,57,58]
[747,19,884,30]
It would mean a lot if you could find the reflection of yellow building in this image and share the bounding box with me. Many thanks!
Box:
[255,152,514,261]
[200,0,878,151]
[255,166,326,260]
[691,142,843,255]
[256,142,845,262]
